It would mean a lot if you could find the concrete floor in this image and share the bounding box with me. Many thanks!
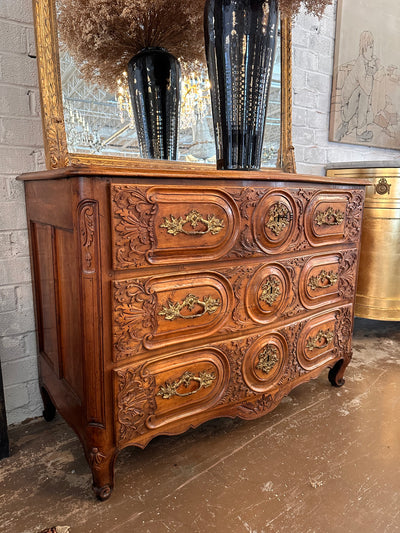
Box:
[1,318,399,533]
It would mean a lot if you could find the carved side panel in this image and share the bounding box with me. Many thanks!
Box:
[78,201,105,426]
[115,366,157,443]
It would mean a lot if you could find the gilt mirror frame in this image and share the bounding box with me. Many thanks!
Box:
[33,0,296,173]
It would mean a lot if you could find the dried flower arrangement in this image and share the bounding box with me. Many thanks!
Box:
[58,0,332,93]
[57,0,205,93]
[278,0,332,18]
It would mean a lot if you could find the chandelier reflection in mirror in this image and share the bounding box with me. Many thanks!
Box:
[60,34,281,166]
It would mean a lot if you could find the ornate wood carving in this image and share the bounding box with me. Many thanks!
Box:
[79,203,96,274]
[111,185,157,269]
[88,448,107,470]
[113,280,158,360]
[32,0,69,169]
[116,366,157,442]
[345,191,365,241]
[338,249,358,299]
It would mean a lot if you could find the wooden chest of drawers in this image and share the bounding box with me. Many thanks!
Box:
[19,164,367,500]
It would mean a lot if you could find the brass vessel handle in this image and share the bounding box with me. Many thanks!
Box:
[314,207,345,226]
[158,294,221,321]
[157,370,216,399]
[265,202,291,236]
[306,329,334,351]
[308,270,338,291]
[160,209,224,236]
[256,345,279,374]
[374,178,391,196]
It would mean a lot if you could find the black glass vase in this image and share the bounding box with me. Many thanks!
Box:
[205,0,279,170]
[127,47,180,160]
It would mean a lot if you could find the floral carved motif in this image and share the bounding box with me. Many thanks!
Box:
[113,280,158,360]
[280,322,307,384]
[344,191,365,241]
[335,306,353,356]
[338,250,358,299]
[111,185,157,269]
[79,202,97,274]
[116,366,157,442]
[218,337,258,405]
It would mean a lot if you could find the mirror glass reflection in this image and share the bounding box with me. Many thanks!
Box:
[59,28,281,166]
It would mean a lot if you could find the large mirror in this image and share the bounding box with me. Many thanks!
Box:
[33,0,296,172]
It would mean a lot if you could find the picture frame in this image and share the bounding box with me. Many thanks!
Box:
[329,0,400,150]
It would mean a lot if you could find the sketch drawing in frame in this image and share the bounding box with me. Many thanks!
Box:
[329,0,400,150]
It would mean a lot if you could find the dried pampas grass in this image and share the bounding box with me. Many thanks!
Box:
[58,0,333,93]
[279,0,333,18]
[58,0,205,92]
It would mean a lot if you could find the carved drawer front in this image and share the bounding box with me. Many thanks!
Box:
[111,184,240,269]
[253,191,298,254]
[113,272,233,360]
[242,333,289,393]
[304,190,363,247]
[245,263,291,324]
[114,347,230,444]
[300,254,341,309]
[297,311,338,370]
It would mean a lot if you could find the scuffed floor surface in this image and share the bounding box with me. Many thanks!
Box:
[1,318,399,533]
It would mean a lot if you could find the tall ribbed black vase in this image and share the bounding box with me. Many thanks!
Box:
[205,0,279,170]
[127,47,180,160]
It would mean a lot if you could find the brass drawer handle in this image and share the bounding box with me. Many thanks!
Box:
[314,207,345,226]
[256,345,279,374]
[265,202,291,236]
[158,294,221,321]
[308,270,338,291]
[157,370,216,399]
[259,275,281,306]
[306,329,334,351]
[374,178,391,195]
[160,209,224,236]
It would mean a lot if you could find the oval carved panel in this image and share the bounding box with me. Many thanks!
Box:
[242,333,288,393]
[297,311,337,370]
[113,347,230,443]
[304,192,350,247]
[300,253,341,309]
[112,272,233,360]
[245,263,291,324]
[252,191,298,253]
[111,184,240,269]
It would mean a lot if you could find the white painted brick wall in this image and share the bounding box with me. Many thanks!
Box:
[292,1,400,175]
[0,1,44,425]
[0,0,399,426]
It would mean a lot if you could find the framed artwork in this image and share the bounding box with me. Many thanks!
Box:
[329,0,400,150]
